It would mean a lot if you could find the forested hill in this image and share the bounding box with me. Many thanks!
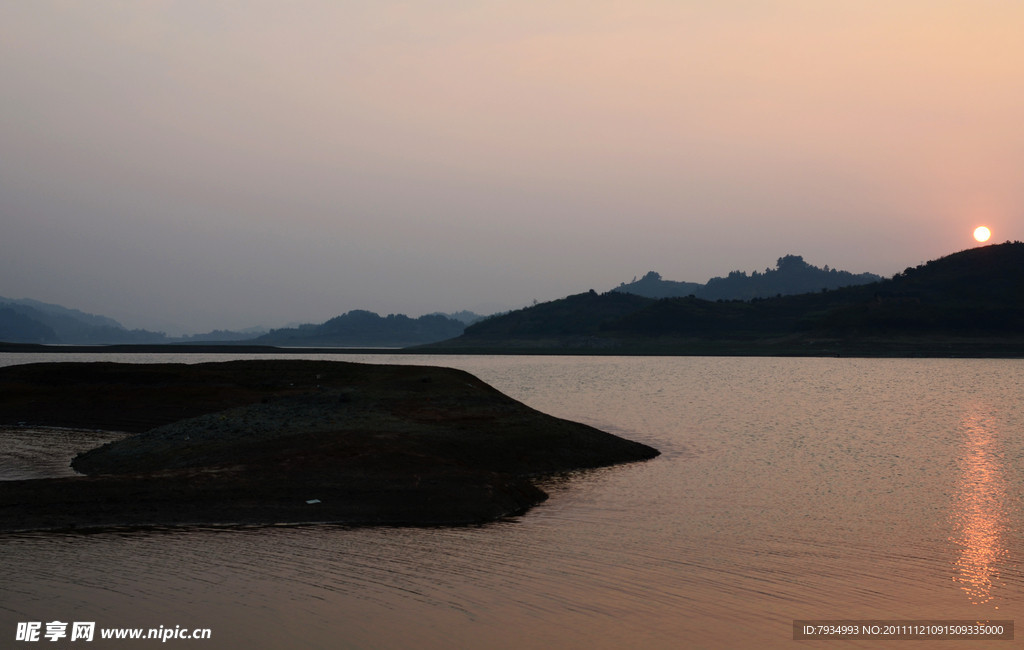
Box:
[0,297,167,345]
[432,243,1024,354]
[442,291,654,346]
[614,255,881,300]
[250,310,467,347]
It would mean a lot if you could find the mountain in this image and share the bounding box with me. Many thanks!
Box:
[0,306,58,343]
[0,296,473,348]
[249,310,467,347]
[449,291,653,348]
[0,297,168,345]
[429,243,1024,355]
[5,297,125,330]
[614,255,881,300]
[613,273,703,299]
[432,310,487,325]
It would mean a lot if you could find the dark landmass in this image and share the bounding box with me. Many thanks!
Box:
[426,243,1024,357]
[0,297,167,345]
[248,310,467,347]
[0,342,304,355]
[613,254,881,300]
[0,306,57,344]
[0,360,658,532]
[0,296,268,345]
[175,327,270,343]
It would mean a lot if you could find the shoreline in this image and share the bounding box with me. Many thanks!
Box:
[0,464,549,533]
[4,338,1024,358]
[0,359,658,533]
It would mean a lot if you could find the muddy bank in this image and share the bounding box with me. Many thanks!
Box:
[0,360,658,531]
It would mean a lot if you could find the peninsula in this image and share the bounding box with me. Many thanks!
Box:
[0,360,658,531]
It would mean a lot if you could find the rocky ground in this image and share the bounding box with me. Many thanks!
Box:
[0,360,658,531]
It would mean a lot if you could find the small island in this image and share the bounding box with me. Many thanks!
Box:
[0,360,659,532]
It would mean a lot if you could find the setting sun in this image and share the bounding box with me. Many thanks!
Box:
[974,226,992,243]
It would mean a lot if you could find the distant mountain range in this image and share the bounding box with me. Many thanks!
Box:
[0,295,484,348]
[614,255,881,300]
[5,253,880,347]
[428,243,1024,356]
[11,245,1018,354]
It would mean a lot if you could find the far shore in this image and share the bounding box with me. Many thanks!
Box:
[3,337,1024,358]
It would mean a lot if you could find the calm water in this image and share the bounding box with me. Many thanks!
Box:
[1,353,1022,648]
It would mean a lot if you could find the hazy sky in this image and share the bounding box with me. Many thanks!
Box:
[2,1,1022,334]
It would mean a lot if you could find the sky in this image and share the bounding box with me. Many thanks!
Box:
[2,1,1022,335]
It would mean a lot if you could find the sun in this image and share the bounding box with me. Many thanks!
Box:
[973,226,991,243]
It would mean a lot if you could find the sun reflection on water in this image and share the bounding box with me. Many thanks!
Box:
[950,409,1008,606]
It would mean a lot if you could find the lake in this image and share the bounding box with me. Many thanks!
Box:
[1,353,1021,648]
